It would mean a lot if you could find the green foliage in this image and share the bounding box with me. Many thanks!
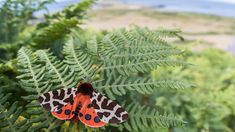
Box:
[0,90,31,132]
[0,0,95,61]
[118,103,185,132]
[14,26,189,131]
[153,48,235,132]
[0,0,54,43]
[36,49,77,90]
[99,27,188,77]
[0,0,193,131]
[31,18,79,48]
[31,0,96,49]
[47,0,95,20]
[17,48,51,94]
[63,35,95,79]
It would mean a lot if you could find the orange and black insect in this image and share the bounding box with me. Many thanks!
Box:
[38,81,128,127]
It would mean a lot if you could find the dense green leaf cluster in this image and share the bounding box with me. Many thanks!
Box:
[0,0,192,131]
[0,0,54,43]
[0,89,31,132]
[153,48,235,132]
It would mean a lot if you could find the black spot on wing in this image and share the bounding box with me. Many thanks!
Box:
[97,94,102,102]
[52,89,65,100]
[103,112,111,117]
[70,99,74,105]
[56,109,62,114]
[85,114,91,120]
[67,88,72,94]
[122,113,128,120]
[65,109,71,115]
[109,117,120,123]
[93,102,100,109]
[44,93,50,102]
[53,101,63,110]
[79,113,83,117]
[64,94,74,103]
[38,96,43,103]
[77,103,82,109]
[101,98,117,111]
[115,108,125,117]
[97,112,103,119]
[42,103,51,111]
[72,111,78,116]
[94,116,100,123]
[87,103,93,108]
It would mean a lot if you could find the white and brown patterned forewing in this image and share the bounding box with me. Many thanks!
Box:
[90,91,128,123]
[38,87,77,112]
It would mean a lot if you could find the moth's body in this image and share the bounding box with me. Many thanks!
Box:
[77,82,94,96]
[38,81,128,128]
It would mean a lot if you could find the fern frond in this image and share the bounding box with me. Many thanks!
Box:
[94,77,190,98]
[133,26,184,40]
[21,94,65,131]
[32,18,79,48]
[98,27,187,76]
[63,36,95,80]
[102,59,188,76]
[17,47,51,94]
[36,49,76,89]
[120,103,185,132]
[87,36,98,55]
[0,91,31,132]
[16,48,64,131]
[112,49,182,60]
[99,27,177,58]
[49,0,95,19]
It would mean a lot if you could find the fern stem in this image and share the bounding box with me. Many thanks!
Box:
[96,80,187,90]
[112,49,181,58]
[102,59,186,70]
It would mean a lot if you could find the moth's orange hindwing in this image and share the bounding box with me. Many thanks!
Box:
[76,93,105,128]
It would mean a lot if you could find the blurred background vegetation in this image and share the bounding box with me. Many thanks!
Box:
[1,0,235,131]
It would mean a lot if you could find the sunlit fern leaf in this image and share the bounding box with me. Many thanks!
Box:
[17,47,52,94]
[0,91,32,132]
[99,27,179,58]
[94,77,191,98]
[63,36,96,80]
[98,27,187,76]
[120,103,185,132]
[102,58,188,76]
[36,49,77,89]
[111,49,183,61]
